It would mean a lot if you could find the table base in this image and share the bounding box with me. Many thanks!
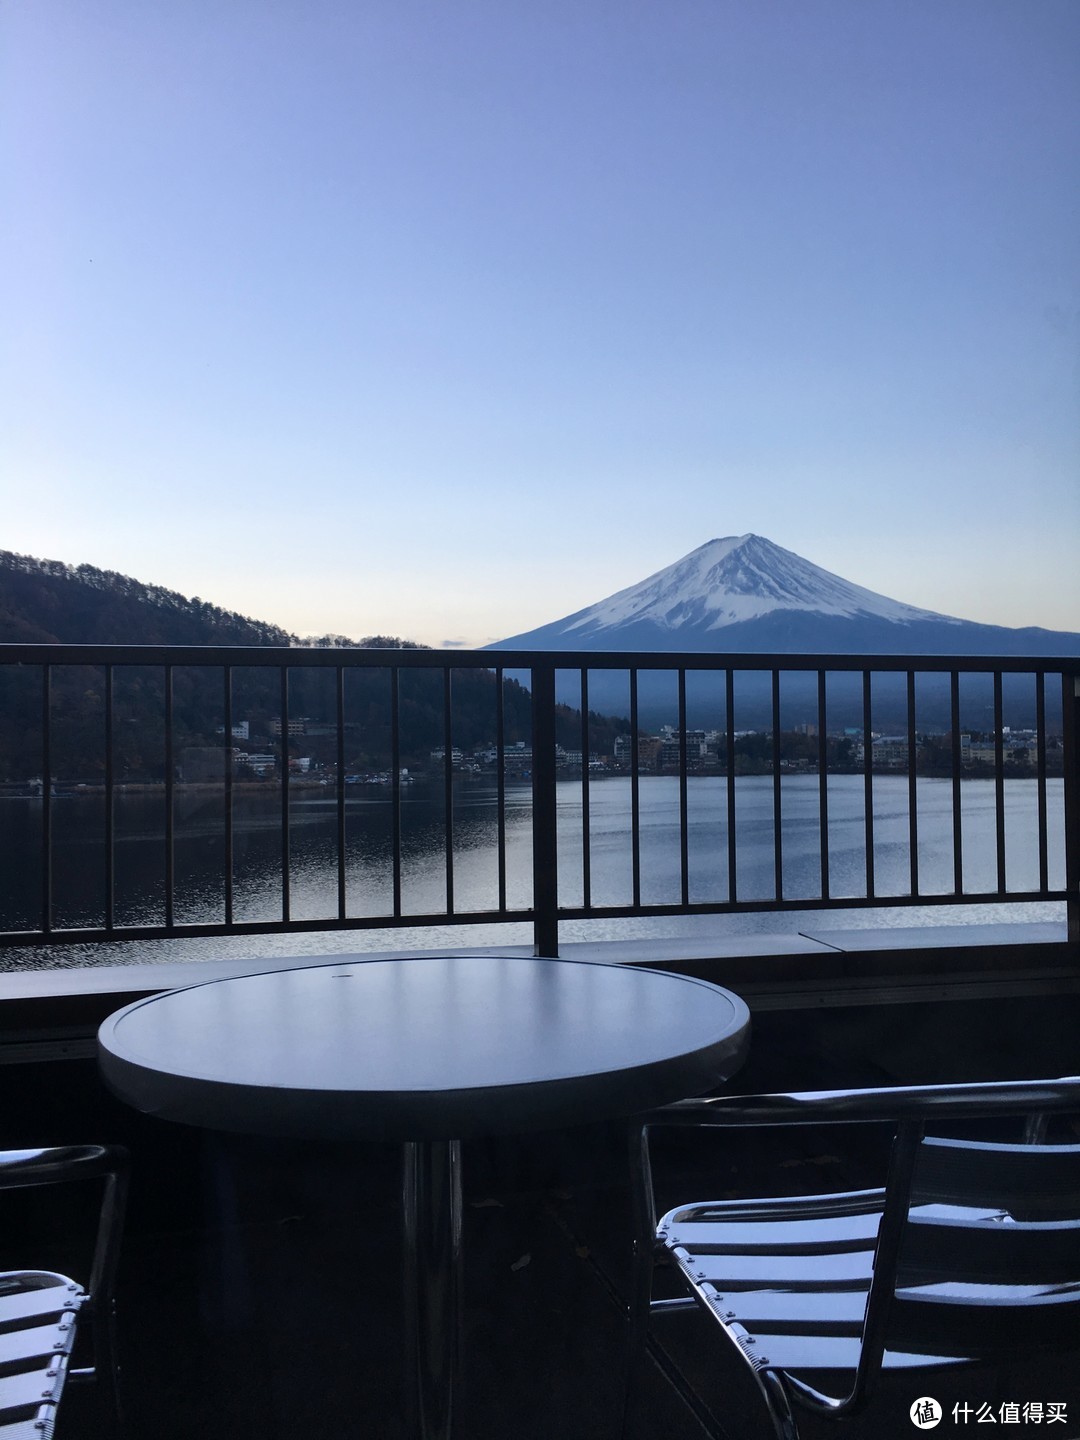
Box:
[402,1139,463,1440]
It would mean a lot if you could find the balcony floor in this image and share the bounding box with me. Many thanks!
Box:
[12,1110,1077,1440]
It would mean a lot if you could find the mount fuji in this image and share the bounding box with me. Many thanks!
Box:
[490,535,1078,727]
[492,535,1079,659]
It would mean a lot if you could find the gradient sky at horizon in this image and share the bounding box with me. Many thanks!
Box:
[2,1,1078,647]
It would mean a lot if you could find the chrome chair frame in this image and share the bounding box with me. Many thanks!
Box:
[626,1076,1080,1439]
[0,1145,129,1437]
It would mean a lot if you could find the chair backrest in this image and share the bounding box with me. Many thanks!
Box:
[912,1135,1080,1216]
[641,1078,1080,1422]
[887,1134,1080,1359]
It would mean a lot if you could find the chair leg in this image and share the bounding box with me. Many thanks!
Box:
[96,1298,124,1435]
[623,1121,659,1438]
[621,1235,654,1438]
[758,1369,800,1440]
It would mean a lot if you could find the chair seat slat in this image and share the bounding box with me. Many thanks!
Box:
[692,1287,871,1332]
[0,1357,68,1418]
[663,1210,882,1252]
[0,1276,83,1330]
[708,1327,962,1373]
[0,1413,59,1440]
[672,1245,874,1290]
[0,1319,77,1369]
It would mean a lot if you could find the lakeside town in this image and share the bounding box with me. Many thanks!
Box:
[7,715,1059,800]
[182,717,1060,788]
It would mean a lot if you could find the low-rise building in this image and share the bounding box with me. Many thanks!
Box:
[873,736,908,768]
[235,752,277,777]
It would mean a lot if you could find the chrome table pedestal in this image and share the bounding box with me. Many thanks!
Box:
[403,1140,463,1440]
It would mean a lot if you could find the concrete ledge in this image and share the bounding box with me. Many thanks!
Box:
[801,920,1069,952]
[0,931,838,1010]
[1,923,1076,1062]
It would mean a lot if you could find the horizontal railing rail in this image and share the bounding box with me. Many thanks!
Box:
[4,642,1080,673]
[0,644,1077,955]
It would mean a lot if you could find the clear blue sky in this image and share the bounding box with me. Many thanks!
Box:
[2,1,1078,646]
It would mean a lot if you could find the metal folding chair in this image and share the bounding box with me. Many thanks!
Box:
[0,1146,129,1439]
[627,1076,1080,1439]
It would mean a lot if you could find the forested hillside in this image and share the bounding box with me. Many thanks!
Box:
[0,550,301,646]
[0,550,626,781]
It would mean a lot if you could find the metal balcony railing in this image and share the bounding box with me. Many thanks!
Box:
[1,644,1077,953]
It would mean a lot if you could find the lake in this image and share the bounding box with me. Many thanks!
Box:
[0,774,1066,970]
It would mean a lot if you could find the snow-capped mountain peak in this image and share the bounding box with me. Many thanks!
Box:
[491,533,1078,672]
[562,534,955,636]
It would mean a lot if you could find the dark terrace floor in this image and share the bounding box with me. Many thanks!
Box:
[8,1096,1080,1440]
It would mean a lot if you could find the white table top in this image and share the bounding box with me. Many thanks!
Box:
[98,954,750,1141]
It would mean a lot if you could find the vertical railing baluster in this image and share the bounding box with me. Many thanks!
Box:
[817,670,829,902]
[907,671,919,898]
[726,669,737,904]
[279,665,290,923]
[391,668,402,919]
[1036,672,1048,895]
[772,670,783,901]
[104,665,114,932]
[630,669,641,909]
[336,665,347,920]
[224,665,234,926]
[863,670,874,900]
[164,664,175,928]
[678,669,689,908]
[41,664,52,935]
[951,671,963,895]
[1062,669,1080,945]
[495,667,506,913]
[444,667,454,915]
[580,668,591,911]
[530,664,559,956]
[994,671,1006,894]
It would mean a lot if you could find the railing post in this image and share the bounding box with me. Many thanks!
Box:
[1063,670,1080,947]
[531,664,559,956]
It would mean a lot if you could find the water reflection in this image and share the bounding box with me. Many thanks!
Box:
[0,775,1065,970]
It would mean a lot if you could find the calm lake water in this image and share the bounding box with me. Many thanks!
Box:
[0,775,1066,970]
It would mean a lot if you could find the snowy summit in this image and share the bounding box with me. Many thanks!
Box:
[561,534,951,636]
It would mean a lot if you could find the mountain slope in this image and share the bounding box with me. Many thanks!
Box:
[492,535,1079,657]
[0,550,296,647]
[0,549,620,782]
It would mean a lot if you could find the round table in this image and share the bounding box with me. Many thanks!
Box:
[98,953,750,1439]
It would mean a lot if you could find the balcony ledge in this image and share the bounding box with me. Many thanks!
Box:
[0,922,1075,1064]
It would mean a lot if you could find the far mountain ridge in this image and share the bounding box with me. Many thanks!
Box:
[0,549,422,651]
